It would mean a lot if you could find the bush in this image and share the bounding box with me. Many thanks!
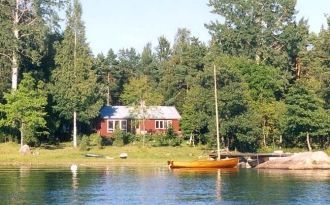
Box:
[152,132,168,146]
[166,126,181,146]
[150,128,182,147]
[90,133,103,149]
[112,129,125,146]
[79,135,90,151]
[112,129,135,146]
[123,132,135,145]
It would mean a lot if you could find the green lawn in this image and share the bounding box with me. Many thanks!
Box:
[0,142,211,167]
[1,142,328,167]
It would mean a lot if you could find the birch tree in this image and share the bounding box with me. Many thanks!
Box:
[0,0,64,91]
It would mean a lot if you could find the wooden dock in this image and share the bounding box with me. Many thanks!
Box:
[210,152,292,158]
[209,152,293,167]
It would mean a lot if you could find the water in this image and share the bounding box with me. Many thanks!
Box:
[0,166,329,205]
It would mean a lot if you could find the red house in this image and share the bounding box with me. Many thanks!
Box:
[98,106,181,137]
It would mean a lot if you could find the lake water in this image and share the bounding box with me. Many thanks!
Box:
[0,166,329,204]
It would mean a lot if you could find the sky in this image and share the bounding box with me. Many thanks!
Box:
[79,0,329,55]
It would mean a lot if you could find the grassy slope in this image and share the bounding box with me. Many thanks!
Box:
[0,142,210,167]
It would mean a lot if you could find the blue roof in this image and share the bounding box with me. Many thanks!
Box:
[100,106,181,119]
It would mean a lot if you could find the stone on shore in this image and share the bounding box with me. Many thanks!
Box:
[119,152,128,159]
[257,151,330,170]
[19,144,31,155]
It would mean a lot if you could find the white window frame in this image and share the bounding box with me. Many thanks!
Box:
[155,120,172,129]
[107,119,127,132]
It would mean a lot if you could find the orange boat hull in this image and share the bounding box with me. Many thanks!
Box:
[168,158,239,169]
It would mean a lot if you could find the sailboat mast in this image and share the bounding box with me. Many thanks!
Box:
[214,65,221,160]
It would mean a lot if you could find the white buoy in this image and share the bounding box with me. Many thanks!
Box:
[71,164,78,172]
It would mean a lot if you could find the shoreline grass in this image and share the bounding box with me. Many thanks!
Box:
[0,142,211,167]
[1,142,329,168]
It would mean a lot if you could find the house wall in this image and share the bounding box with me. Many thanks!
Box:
[141,119,180,134]
[98,118,181,137]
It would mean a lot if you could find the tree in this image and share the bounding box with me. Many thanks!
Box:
[284,81,329,150]
[0,73,47,147]
[50,0,103,147]
[120,76,164,106]
[206,0,309,75]
[180,86,212,145]
[156,36,171,62]
[0,0,64,91]
[120,76,164,147]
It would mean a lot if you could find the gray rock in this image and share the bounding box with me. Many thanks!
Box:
[257,151,330,170]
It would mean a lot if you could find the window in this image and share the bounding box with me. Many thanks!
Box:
[121,120,127,131]
[108,121,114,131]
[107,120,127,132]
[155,120,172,129]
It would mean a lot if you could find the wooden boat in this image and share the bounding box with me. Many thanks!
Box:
[168,158,239,169]
[167,65,239,169]
[85,153,104,158]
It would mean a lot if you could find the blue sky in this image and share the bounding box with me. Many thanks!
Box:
[79,0,329,55]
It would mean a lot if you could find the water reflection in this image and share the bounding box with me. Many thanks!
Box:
[257,169,330,181]
[216,169,222,202]
[0,166,328,204]
[19,166,31,178]
[71,167,78,190]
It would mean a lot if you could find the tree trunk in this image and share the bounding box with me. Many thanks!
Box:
[12,0,20,91]
[262,119,267,147]
[20,122,24,147]
[189,132,195,147]
[107,73,110,105]
[73,111,77,148]
[306,132,312,152]
[12,53,19,91]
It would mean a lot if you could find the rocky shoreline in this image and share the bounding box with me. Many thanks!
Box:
[256,151,330,170]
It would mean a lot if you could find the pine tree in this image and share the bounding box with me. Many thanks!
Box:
[50,0,103,148]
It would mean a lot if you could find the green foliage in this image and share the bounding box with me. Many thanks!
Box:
[206,0,308,73]
[150,130,181,147]
[112,129,134,146]
[284,81,329,148]
[90,133,103,149]
[0,73,47,146]
[0,0,328,151]
[180,86,212,137]
[120,75,164,106]
[79,135,90,151]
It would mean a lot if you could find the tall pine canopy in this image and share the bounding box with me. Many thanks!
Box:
[50,0,103,147]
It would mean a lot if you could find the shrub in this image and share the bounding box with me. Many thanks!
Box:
[112,129,124,146]
[90,133,103,149]
[123,132,135,145]
[79,135,90,151]
[152,132,168,146]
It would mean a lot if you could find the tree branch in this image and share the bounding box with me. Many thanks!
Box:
[0,52,13,62]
